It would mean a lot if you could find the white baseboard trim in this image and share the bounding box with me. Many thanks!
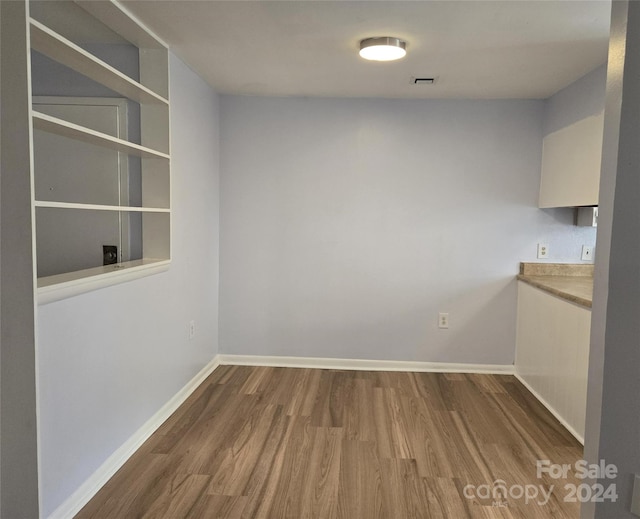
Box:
[47,355,221,519]
[514,372,584,445]
[218,354,515,374]
[220,356,584,444]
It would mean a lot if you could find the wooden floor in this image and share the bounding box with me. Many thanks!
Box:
[76,366,583,518]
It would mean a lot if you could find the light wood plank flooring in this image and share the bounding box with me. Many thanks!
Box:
[76,366,583,518]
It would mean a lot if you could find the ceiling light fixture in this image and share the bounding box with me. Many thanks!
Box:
[359,37,407,62]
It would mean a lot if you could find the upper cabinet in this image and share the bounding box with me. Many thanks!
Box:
[539,110,604,208]
[538,65,606,208]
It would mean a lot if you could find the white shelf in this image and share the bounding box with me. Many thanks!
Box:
[32,111,170,160]
[75,0,167,50]
[30,19,168,106]
[38,258,171,304]
[35,201,170,213]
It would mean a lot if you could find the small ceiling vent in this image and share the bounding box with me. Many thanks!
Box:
[413,77,436,85]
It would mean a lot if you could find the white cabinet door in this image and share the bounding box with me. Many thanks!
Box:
[515,281,591,442]
[538,111,604,208]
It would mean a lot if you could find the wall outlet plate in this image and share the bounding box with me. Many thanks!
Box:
[103,245,118,265]
[438,312,449,329]
[537,243,549,259]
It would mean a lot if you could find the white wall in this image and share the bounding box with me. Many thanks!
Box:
[219,96,596,364]
[544,64,607,136]
[1,2,40,516]
[36,54,220,517]
[584,2,640,517]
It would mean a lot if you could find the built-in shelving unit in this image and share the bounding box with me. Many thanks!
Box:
[29,0,171,303]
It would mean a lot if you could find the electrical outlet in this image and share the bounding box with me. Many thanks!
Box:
[103,244,118,265]
[537,243,549,259]
[438,312,449,329]
[189,320,196,340]
[581,245,594,261]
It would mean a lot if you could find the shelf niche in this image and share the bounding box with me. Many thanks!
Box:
[29,0,171,303]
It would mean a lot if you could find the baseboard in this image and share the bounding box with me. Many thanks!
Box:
[223,355,583,444]
[47,355,221,519]
[514,372,584,445]
[218,354,515,374]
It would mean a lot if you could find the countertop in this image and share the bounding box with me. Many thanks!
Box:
[517,263,594,309]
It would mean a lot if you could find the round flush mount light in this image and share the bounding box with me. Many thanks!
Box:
[359,37,407,61]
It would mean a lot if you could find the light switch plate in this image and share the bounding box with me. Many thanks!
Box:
[581,245,594,261]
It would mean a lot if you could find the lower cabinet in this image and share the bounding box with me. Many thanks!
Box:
[515,281,591,442]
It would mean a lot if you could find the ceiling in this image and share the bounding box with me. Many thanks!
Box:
[122,0,611,100]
